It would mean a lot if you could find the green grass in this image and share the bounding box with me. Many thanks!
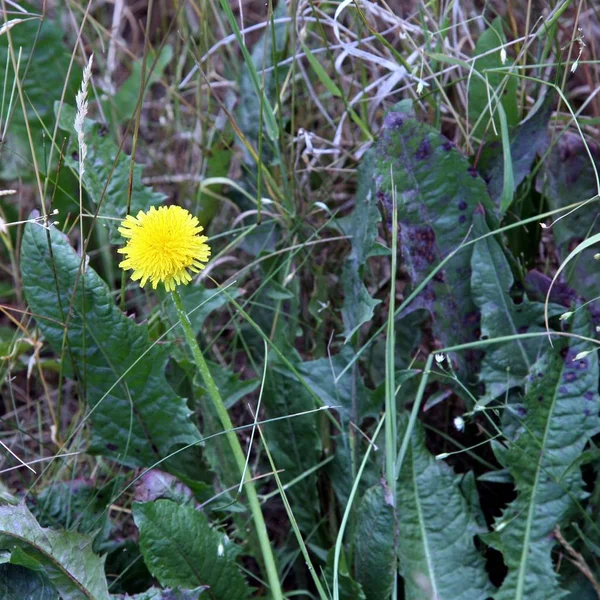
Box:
[1,0,600,598]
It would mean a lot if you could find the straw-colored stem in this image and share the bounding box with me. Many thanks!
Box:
[170,287,283,600]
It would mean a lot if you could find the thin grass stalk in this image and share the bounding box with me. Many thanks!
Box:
[170,287,283,600]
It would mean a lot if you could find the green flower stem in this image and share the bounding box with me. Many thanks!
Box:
[170,288,283,600]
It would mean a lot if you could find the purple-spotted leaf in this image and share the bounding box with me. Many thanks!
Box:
[374,109,496,376]
[536,132,600,303]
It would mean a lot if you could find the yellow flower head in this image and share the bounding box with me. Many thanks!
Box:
[118,205,211,292]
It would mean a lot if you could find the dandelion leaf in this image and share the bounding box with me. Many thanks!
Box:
[56,104,165,243]
[0,502,109,600]
[536,132,600,303]
[471,212,563,401]
[397,418,493,600]
[486,310,600,600]
[20,220,201,469]
[374,109,496,377]
[339,152,382,341]
[354,483,396,600]
[133,500,249,599]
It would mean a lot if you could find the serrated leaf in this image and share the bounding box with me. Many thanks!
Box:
[468,17,518,141]
[470,213,563,401]
[535,132,600,302]
[20,220,201,468]
[0,563,58,600]
[374,110,496,376]
[340,152,382,341]
[133,500,250,598]
[354,483,396,600]
[55,103,165,242]
[30,478,117,552]
[0,15,77,172]
[397,419,493,600]
[478,91,554,206]
[0,502,109,600]
[263,361,321,532]
[486,310,600,600]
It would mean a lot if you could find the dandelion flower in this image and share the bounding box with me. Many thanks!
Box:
[118,205,211,291]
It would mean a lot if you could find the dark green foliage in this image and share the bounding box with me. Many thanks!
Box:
[0,16,77,177]
[536,132,600,302]
[374,109,496,377]
[56,104,165,242]
[354,483,396,599]
[471,213,563,401]
[396,419,493,600]
[478,90,555,206]
[339,152,382,341]
[468,17,518,141]
[133,500,250,598]
[486,310,600,599]
[0,503,110,599]
[20,220,201,469]
[0,564,58,600]
[263,360,322,532]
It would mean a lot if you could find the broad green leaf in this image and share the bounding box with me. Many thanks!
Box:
[468,17,518,141]
[0,15,78,175]
[354,483,396,599]
[374,110,496,377]
[470,213,563,401]
[56,103,165,242]
[339,152,382,341]
[478,90,554,206]
[0,502,109,600]
[486,310,600,600]
[0,563,58,600]
[20,220,201,469]
[133,500,250,598]
[263,361,321,533]
[536,132,600,303]
[112,586,207,599]
[102,46,173,123]
[397,419,493,600]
